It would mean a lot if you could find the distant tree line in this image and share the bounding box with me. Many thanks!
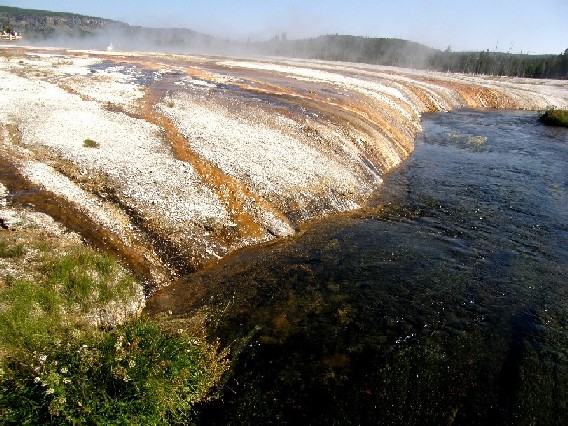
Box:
[256,35,568,79]
[429,48,568,79]
[256,35,436,70]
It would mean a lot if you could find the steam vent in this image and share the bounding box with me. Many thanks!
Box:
[2,47,567,289]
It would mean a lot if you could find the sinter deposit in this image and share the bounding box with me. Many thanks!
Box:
[1,46,567,289]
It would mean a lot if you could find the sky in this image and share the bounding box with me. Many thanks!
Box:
[3,0,567,54]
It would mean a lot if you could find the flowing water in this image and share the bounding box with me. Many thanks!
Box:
[148,109,568,424]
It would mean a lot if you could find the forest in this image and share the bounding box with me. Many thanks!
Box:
[257,35,568,79]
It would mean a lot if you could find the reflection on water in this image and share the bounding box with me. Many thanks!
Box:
[147,109,568,424]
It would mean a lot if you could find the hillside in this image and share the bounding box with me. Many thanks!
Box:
[255,34,437,69]
[0,5,224,52]
[0,5,122,38]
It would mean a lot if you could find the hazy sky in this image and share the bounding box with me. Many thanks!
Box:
[4,0,567,54]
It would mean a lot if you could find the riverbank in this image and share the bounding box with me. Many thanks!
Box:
[2,46,567,292]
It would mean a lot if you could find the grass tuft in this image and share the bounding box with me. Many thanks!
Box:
[83,139,100,148]
[539,109,568,127]
[0,240,25,258]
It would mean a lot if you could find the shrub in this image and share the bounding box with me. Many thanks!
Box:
[539,109,568,127]
[83,139,100,148]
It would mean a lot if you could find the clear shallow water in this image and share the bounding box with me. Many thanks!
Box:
[150,110,568,424]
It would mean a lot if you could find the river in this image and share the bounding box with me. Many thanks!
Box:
[148,109,568,425]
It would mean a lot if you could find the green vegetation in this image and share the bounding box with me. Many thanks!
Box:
[0,320,225,425]
[0,240,25,259]
[259,35,435,69]
[539,109,568,127]
[0,236,227,424]
[428,48,568,79]
[83,139,100,148]
[259,35,568,79]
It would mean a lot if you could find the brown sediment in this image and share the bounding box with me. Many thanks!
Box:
[398,80,450,111]
[225,81,414,171]
[415,76,518,109]
[224,73,418,165]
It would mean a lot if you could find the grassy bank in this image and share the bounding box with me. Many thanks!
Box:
[0,214,227,424]
[539,109,568,127]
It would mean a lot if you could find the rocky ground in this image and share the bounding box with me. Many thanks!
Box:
[1,45,567,290]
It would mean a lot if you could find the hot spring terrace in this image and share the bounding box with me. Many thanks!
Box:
[1,46,567,289]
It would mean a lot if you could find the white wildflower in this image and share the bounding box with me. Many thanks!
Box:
[114,335,124,350]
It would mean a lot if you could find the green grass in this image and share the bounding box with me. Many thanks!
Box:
[0,279,63,350]
[0,247,140,353]
[83,139,100,148]
[44,250,135,312]
[0,240,25,259]
[0,239,227,424]
[539,109,568,127]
